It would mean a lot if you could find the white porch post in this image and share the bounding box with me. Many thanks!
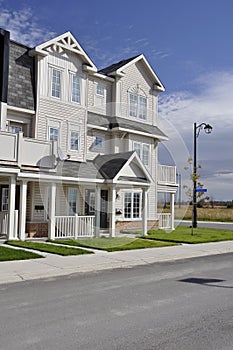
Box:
[142,188,148,236]
[110,185,116,237]
[48,182,56,240]
[170,192,175,230]
[95,185,101,237]
[7,176,16,240]
[19,180,27,240]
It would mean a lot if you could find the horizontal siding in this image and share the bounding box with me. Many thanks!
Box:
[119,61,158,125]
[37,97,86,162]
[88,77,112,116]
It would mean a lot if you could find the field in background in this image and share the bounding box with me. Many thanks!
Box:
[174,205,233,222]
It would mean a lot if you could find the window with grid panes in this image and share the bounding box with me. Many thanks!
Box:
[72,75,81,103]
[51,68,61,98]
[124,192,141,219]
[129,93,147,120]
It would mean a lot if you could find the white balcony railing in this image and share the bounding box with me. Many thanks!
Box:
[158,213,172,229]
[158,165,177,185]
[55,215,95,239]
[0,131,54,168]
[0,210,18,237]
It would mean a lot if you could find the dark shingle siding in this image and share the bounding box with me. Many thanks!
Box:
[8,41,35,110]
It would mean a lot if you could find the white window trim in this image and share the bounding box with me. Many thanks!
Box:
[48,65,64,100]
[69,129,80,152]
[70,73,81,104]
[50,67,62,99]
[92,133,105,152]
[94,82,106,109]
[1,187,9,212]
[133,141,150,166]
[47,118,61,145]
[128,92,147,120]
[67,187,77,216]
[123,190,142,220]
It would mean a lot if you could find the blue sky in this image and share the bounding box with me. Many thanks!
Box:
[1,0,233,200]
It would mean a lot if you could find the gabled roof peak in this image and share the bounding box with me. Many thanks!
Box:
[99,53,164,91]
[29,31,97,71]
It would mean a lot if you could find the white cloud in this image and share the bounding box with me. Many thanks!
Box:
[159,70,233,200]
[0,6,56,46]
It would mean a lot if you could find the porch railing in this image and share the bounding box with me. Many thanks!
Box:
[158,165,177,184]
[55,215,95,239]
[0,211,9,235]
[0,210,18,237]
[158,213,172,229]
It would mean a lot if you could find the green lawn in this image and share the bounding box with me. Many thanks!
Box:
[7,241,93,256]
[0,245,43,261]
[52,237,178,252]
[146,226,233,244]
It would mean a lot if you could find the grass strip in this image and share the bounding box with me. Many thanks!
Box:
[146,226,233,244]
[52,237,178,252]
[7,241,93,256]
[0,245,43,261]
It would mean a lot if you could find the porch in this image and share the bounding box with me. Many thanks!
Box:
[157,164,179,230]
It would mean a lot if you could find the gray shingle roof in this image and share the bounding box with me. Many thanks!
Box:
[94,151,134,179]
[98,55,140,76]
[87,113,167,140]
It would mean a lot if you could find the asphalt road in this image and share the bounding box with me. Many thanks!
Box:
[1,253,233,350]
[175,219,233,230]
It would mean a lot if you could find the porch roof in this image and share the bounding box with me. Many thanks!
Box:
[87,113,168,141]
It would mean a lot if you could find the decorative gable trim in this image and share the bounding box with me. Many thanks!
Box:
[29,31,97,72]
[113,151,153,183]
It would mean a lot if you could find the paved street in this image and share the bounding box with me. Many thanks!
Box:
[1,253,233,350]
[175,220,233,230]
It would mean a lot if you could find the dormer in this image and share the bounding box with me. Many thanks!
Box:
[99,54,164,124]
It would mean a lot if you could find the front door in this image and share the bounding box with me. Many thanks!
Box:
[100,190,108,229]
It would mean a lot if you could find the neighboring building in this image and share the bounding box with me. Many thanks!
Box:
[0,28,178,240]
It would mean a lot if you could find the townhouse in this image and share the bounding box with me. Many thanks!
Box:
[0,28,178,240]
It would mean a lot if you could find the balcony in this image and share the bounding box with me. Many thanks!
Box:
[157,165,178,185]
[0,131,54,169]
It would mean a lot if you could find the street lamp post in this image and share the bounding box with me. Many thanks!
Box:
[192,122,213,228]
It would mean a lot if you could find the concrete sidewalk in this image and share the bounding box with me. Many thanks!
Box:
[1,241,233,285]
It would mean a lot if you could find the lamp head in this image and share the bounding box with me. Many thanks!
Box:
[204,124,213,134]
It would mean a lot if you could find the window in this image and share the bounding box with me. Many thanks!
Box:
[1,187,9,211]
[96,83,105,96]
[124,192,141,219]
[68,188,77,215]
[51,68,61,98]
[72,75,81,103]
[133,142,150,166]
[85,189,95,215]
[11,125,23,134]
[129,93,147,120]
[93,135,104,150]
[70,130,79,151]
[49,127,59,142]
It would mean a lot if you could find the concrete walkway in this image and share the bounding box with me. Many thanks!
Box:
[1,240,233,285]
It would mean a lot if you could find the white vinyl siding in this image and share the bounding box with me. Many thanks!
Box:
[51,68,61,98]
